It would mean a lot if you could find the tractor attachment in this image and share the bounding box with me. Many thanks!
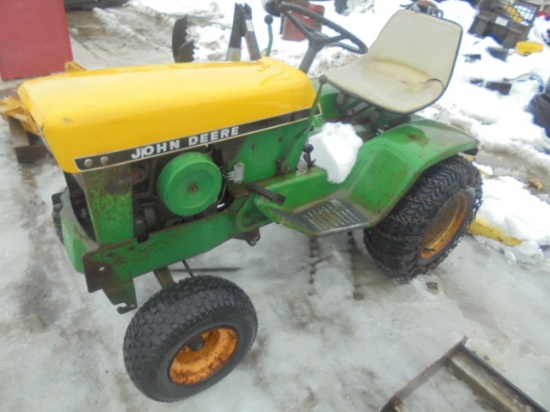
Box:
[0,61,86,163]
[380,337,547,412]
[0,92,48,163]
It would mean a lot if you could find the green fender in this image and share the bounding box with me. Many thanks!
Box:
[254,118,479,234]
[346,118,479,216]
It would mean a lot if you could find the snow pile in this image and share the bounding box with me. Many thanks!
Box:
[93,8,150,43]
[339,0,375,15]
[133,0,230,19]
[478,174,550,258]
[308,123,363,183]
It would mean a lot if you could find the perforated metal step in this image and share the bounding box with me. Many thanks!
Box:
[267,199,371,236]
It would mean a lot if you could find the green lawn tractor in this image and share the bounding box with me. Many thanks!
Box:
[11,3,481,402]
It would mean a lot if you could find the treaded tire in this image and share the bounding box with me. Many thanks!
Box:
[123,276,257,402]
[364,155,482,280]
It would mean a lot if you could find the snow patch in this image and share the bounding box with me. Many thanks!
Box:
[93,8,149,44]
[132,0,227,19]
[478,175,550,252]
[308,123,363,184]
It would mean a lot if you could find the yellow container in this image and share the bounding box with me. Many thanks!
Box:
[516,41,545,56]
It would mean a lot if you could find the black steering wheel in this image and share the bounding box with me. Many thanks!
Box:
[278,2,367,72]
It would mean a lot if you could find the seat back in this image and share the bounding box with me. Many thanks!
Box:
[324,10,462,114]
[367,10,462,89]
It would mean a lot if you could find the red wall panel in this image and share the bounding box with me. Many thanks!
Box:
[0,0,73,80]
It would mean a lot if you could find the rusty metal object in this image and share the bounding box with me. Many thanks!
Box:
[0,88,17,99]
[0,96,41,136]
[153,266,175,288]
[169,327,239,385]
[64,61,87,72]
[0,97,49,163]
[380,337,547,412]
[422,192,471,259]
[0,62,87,163]
[1,96,49,163]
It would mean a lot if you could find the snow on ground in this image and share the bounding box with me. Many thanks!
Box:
[1,0,550,411]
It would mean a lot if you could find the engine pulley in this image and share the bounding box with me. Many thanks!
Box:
[157,152,222,217]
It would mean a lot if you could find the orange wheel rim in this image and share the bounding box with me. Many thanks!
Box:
[169,328,239,385]
[422,194,470,260]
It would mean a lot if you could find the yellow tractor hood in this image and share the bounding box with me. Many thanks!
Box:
[18,58,316,173]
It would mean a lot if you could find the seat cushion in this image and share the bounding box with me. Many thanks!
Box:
[323,9,461,115]
[326,57,444,114]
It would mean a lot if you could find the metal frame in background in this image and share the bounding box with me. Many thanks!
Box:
[380,337,547,412]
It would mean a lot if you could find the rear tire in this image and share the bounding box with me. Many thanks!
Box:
[123,276,257,402]
[364,155,482,280]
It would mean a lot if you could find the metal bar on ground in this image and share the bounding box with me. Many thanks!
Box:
[379,337,547,412]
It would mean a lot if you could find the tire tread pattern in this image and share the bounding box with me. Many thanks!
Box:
[364,155,482,279]
[123,276,257,402]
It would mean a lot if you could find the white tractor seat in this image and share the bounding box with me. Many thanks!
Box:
[324,10,462,115]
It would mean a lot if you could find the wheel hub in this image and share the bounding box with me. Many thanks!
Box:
[421,193,470,260]
[169,327,239,385]
[187,336,206,352]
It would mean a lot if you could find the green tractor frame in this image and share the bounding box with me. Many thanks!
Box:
[6,3,482,402]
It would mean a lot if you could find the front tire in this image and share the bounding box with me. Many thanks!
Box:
[364,155,482,280]
[123,276,257,402]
